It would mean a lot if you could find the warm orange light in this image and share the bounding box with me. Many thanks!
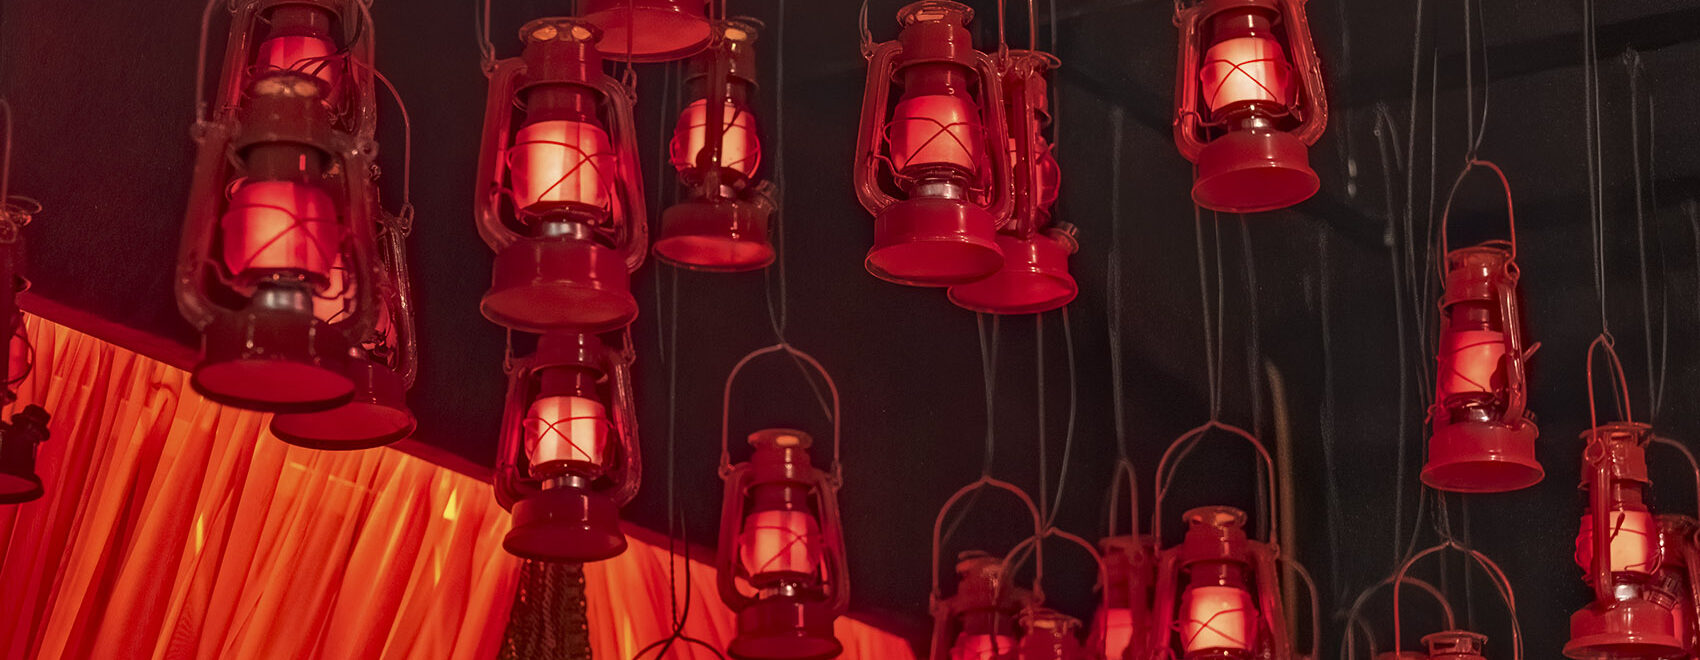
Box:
[951,633,1017,660]
[256,35,341,92]
[522,395,610,477]
[1576,508,1658,575]
[1097,607,1135,658]
[670,98,761,179]
[1437,329,1507,398]
[508,119,617,215]
[1180,585,1255,652]
[1200,35,1292,114]
[738,509,823,578]
[890,94,982,175]
[219,180,342,282]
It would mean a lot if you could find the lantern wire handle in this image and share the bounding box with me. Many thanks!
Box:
[1651,435,1700,518]
[1278,555,1321,660]
[1436,159,1517,269]
[1000,525,1108,647]
[930,476,1046,613]
[1390,540,1523,660]
[342,58,412,221]
[193,0,230,124]
[857,0,874,59]
[718,343,842,486]
[1585,334,1634,432]
[474,0,497,74]
[1151,421,1280,546]
[1338,575,1457,660]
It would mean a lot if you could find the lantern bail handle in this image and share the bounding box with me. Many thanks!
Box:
[1105,458,1141,539]
[1000,526,1108,645]
[1585,334,1634,431]
[1391,540,1523,660]
[1651,435,1700,517]
[719,343,842,486]
[1151,421,1280,545]
[1279,555,1322,660]
[1341,575,1458,660]
[1438,159,1519,270]
[930,477,1046,607]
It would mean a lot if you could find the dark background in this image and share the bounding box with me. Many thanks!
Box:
[7,0,1700,656]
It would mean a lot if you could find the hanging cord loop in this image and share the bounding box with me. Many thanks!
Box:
[1339,575,1457,660]
[1151,421,1280,545]
[930,477,1047,609]
[719,343,843,486]
[1390,541,1523,660]
[1437,159,1518,268]
[1585,334,1633,431]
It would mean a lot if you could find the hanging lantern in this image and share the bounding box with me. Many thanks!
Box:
[1095,535,1156,660]
[1019,609,1088,660]
[1172,0,1327,213]
[1148,506,1292,659]
[581,0,712,63]
[269,207,418,449]
[475,18,648,334]
[655,19,776,272]
[178,0,386,413]
[855,0,1014,287]
[0,196,46,504]
[948,51,1078,314]
[1567,422,1687,658]
[494,332,641,562]
[716,429,849,659]
[934,551,1035,660]
[1422,242,1541,492]
[1423,631,1489,660]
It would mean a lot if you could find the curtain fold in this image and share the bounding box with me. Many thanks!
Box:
[0,314,918,659]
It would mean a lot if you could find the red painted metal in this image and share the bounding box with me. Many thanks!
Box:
[1147,507,1291,660]
[581,0,713,63]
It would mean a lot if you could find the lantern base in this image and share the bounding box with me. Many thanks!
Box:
[866,197,1003,287]
[192,307,354,413]
[505,484,628,563]
[269,360,415,450]
[1564,597,1686,659]
[0,473,43,505]
[947,233,1077,314]
[1421,420,1543,493]
[654,197,775,272]
[1192,127,1320,214]
[582,0,712,62]
[729,597,844,660]
[483,236,638,334]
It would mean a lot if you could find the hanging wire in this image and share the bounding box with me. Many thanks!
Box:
[474,0,497,74]
[1036,314,1048,526]
[1106,107,1127,463]
[1623,50,1666,420]
[1044,308,1079,526]
[942,313,1002,546]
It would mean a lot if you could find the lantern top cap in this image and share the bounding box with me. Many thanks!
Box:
[1577,421,1652,444]
[519,18,601,46]
[897,1,974,28]
[1020,607,1080,631]
[1445,243,1513,268]
[748,428,813,450]
[248,71,327,101]
[716,18,762,44]
[1421,630,1487,654]
[955,550,1001,576]
[1183,505,1247,531]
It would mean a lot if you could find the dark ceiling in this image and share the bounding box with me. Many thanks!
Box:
[8,0,1700,655]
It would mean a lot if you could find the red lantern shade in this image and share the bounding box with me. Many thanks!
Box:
[1423,244,1541,492]
[934,552,1034,660]
[1567,423,1687,658]
[1149,507,1293,660]
[495,332,641,563]
[1173,0,1327,213]
[656,20,776,272]
[717,430,848,659]
[856,1,1014,287]
[581,0,712,63]
[1423,631,1489,660]
[1095,535,1156,660]
[475,18,648,334]
[179,0,386,413]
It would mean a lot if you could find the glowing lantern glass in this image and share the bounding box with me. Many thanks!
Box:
[656,19,776,272]
[1423,243,1541,492]
[581,0,712,63]
[1566,422,1686,658]
[935,551,1032,660]
[179,0,385,413]
[717,429,847,659]
[949,52,1078,314]
[1095,535,1157,660]
[495,332,640,563]
[476,18,648,334]
[1424,631,1489,660]
[1151,507,1293,659]
[1173,0,1327,213]
[856,1,1013,287]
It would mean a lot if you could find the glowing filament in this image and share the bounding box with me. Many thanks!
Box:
[889,94,982,176]
[1180,585,1255,652]
[738,509,822,578]
[220,181,342,282]
[523,395,610,476]
[670,98,761,179]
[1200,36,1293,114]
[509,120,617,217]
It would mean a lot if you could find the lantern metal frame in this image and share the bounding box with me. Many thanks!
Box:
[179,0,385,413]
[474,17,648,334]
[715,343,849,659]
[0,100,48,505]
[1388,541,1523,660]
[929,476,1045,659]
[1341,575,1456,660]
[855,0,1015,287]
[494,330,642,563]
[581,0,715,63]
[1000,527,1110,660]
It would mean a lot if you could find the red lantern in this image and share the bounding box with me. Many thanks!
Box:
[935,551,1034,660]
[948,51,1078,314]
[0,184,48,504]
[494,332,641,563]
[856,1,1014,287]
[178,0,386,413]
[1148,507,1292,660]
[581,0,712,63]
[1422,242,1540,492]
[1423,632,1489,660]
[1095,535,1157,660]
[1566,422,1687,658]
[269,207,418,449]
[655,19,776,272]
[1172,0,1327,213]
[475,18,647,334]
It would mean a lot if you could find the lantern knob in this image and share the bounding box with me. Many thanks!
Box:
[749,428,813,451]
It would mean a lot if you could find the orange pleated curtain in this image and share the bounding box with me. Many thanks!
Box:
[0,314,919,659]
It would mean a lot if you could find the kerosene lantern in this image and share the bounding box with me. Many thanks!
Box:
[1566,422,1686,658]
[934,551,1036,660]
[1148,506,1293,660]
[581,0,713,62]
[856,1,1014,287]
[475,18,648,334]
[716,429,849,659]
[0,185,48,504]
[269,206,417,449]
[1172,0,1328,213]
[494,332,641,563]
[654,18,776,272]
[1096,535,1156,660]
[178,0,385,413]
[1422,241,1541,492]
[947,50,1078,314]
